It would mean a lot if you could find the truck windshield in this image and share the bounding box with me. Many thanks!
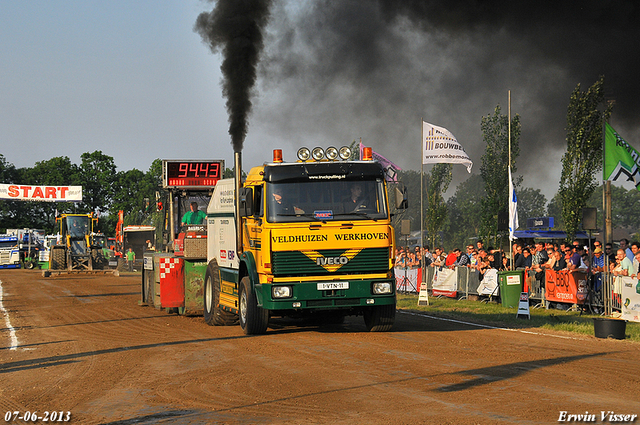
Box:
[0,240,17,249]
[266,180,388,223]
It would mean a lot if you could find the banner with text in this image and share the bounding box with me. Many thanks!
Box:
[477,269,499,296]
[0,184,82,202]
[621,276,640,323]
[432,267,458,297]
[395,268,419,292]
[422,121,473,173]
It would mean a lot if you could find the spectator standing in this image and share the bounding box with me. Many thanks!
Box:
[465,245,475,265]
[453,248,469,268]
[445,250,457,267]
[553,250,567,271]
[126,248,135,272]
[631,250,640,279]
[605,243,616,264]
[567,245,583,271]
[591,247,605,291]
[611,249,633,276]
[431,248,445,267]
[620,238,634,262]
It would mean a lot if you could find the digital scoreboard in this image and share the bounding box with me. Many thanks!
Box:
[162,160,225,189]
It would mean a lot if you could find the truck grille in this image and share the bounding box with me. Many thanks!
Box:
[272,247,389,277]
[0,251,11,264]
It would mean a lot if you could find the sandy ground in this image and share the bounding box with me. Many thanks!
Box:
[1,269,639,425]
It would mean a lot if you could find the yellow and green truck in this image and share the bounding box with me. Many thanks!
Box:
[204,146,405,334]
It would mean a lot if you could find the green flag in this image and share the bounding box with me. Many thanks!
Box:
[604,123,640,190]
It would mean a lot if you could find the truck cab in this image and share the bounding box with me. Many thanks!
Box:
[205,146,403,334]
[0,235,20,269]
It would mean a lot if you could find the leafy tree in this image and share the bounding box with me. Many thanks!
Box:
[13,157,81,233]
[586,184,640,232]
[79,151,117,214]
[559,76,613,240]
[393,170,422,234]
[444,174,484,250]
[424,164,452,248]
[0,154,19,231]
[479,105,521,246]
[547,192,564,230]
[516,187,547,226]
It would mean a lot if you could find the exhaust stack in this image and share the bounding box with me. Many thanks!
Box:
[235,151,243,254]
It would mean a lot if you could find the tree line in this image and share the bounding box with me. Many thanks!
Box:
[0,152,164,236]
[1,77,630,247]
[396,76,635,250]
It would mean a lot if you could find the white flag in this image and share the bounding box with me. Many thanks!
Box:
[422,121,473,173]
[508,167,519,241]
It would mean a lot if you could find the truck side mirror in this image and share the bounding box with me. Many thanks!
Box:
[239,187,254,217]
[394,186,408,209]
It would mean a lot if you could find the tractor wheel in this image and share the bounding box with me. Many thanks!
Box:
[363,303,396,332]
[117,258,126,272]
[238,276,268,335]
[51,247,66,270]
[203,259,237,326]
[91,248,105,270]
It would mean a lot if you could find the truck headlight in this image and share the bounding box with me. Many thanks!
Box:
[272,285,292,298]
[372,282,392,295]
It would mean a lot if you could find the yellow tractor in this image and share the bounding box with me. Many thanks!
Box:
[50,213,106,271]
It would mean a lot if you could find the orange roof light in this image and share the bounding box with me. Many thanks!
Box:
[362,147,373,161]
[273,149,283,163]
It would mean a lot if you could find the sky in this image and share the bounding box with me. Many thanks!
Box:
[2,0,640,201]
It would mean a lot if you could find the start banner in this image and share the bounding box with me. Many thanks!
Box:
[0,184,83,202]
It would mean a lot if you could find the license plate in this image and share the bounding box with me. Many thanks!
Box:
[317,282,349,290]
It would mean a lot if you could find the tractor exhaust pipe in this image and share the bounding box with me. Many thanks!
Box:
[234,151,243,255]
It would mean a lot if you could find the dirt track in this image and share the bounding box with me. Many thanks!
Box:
[1,269,639,424]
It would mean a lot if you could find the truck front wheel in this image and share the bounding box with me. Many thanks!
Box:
[363,303,395,332]
[239,276,268,335]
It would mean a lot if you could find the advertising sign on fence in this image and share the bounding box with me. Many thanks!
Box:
[395,268,419,293]
[545,270,588,304]
[432,267,458,298]
[476,269,498,296]
[621,276,640,323]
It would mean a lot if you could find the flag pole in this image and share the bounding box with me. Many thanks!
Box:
[420,117,424,283]
[508,90,513,270]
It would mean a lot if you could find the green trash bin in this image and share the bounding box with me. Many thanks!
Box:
[498,270,524,308]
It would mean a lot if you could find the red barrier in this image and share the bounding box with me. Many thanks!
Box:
[545,270,588,304]
[159,257,185,308]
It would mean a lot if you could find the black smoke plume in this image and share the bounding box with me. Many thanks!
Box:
[253,0,640,196]
[195,0,273,153]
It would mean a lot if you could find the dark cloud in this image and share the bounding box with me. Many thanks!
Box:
[253,0,640,197]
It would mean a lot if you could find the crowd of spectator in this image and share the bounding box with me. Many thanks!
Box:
[395,238,640,284]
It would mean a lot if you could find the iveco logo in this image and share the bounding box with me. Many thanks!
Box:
[316,256,349,266]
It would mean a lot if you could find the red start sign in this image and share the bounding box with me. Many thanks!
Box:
[0,184,83,202]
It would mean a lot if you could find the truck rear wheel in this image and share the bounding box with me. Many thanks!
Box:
[363,303,395,332]
[203,260,237,326]
[239,276,268,335]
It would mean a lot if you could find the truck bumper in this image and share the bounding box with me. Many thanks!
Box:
[256,278,396,311]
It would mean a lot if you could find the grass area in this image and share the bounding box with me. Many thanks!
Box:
[397,294,640,342]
